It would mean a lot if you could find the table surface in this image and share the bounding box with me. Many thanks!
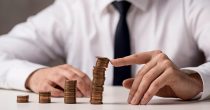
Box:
[0,86,209,110]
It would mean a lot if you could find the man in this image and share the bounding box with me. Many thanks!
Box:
[0,0,209,105]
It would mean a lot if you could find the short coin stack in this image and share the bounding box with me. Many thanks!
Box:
[39,92,51,103]
[90,57,109,104]
[64,80,77,104]
[17,95,29,103]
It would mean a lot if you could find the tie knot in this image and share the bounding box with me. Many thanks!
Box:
[112,1,131,16]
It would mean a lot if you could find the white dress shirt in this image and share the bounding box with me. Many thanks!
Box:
[0,0,210,100]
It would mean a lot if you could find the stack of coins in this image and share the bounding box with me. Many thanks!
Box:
[39,92,51,103]
[64,80,77,104]
[17,95,29,103]
[90,57,109,104]
[95,57,110,68]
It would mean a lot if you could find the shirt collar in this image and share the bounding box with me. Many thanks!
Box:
[94,0,150,13]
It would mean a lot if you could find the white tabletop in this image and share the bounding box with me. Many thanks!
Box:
[0,86,209,110]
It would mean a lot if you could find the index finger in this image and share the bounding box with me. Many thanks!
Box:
[111,51,157,67]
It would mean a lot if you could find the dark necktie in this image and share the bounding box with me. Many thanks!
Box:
[113,1,131,86]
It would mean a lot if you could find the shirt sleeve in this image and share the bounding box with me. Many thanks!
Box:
[182,0,210,100]
[0,0,71,91]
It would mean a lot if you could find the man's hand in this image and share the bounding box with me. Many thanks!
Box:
[111,50,203,105]
[25,64,91,97]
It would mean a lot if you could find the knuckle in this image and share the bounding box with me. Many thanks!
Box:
[151,82,160,89]
[162,60,172,67]
[154,50,162,55]
[158,53,167,59]
[142,74,151,81]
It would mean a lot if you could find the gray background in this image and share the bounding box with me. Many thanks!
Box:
[0,0,54,35]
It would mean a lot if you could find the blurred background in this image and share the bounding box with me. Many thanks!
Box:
[0,0,54,35]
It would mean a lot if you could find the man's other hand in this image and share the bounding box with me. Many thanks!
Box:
[111,50,203,105]
[25,64,91,97]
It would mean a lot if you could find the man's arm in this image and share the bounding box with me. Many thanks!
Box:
[0,0,91,97]
[182,0,210,100]
[0,0,67,91]
[110,0,210,105]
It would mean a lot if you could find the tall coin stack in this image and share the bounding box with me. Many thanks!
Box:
[90,57,109,104]
[64,80,77,104]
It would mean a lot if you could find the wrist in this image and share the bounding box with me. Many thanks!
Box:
[25,68,45,90]
[25,72,34,90]
[180,69,203,93]
[171,70,203,100]
[188,73,203,93]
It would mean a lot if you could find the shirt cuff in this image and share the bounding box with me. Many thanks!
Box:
[7,61,46,91]
[182,65,210,100]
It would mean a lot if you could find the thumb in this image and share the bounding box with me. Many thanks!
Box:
[123,78,134,89]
